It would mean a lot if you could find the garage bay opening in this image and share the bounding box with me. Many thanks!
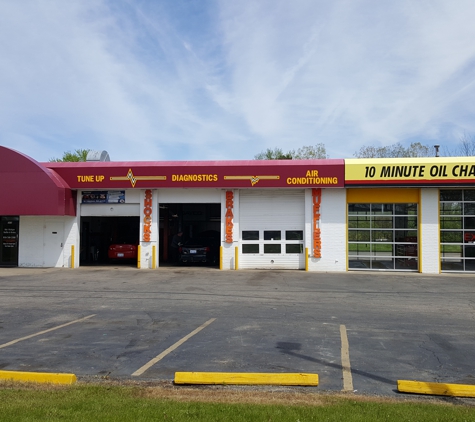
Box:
[159,203,221,266]
[80,216,140,266]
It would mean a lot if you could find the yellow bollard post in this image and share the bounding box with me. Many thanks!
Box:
[137,245,141,269]
[219,246,223,270]
[152,245,156,269]
[305,247,309,271]
[235,246,239,270]
[71,245,75,268]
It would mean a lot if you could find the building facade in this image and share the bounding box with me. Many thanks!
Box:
[1,146,474,273]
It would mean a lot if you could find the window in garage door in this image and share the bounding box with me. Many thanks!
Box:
[242,230,304,255]
[348,203,418,271]
[440,189,475,272]
[347,188,420,272]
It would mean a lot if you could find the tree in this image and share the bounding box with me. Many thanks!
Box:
[49,149,91,162]
[353,142,433,158]
[254,148,292,160]
[456,133,475,156]
[290,143,329,159]
[254,144,328,160]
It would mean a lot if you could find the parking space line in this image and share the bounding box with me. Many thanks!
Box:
[0,314,96,349]
[132,318,216,377]
[340,324,354,392]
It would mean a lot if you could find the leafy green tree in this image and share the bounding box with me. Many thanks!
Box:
[254,144,328,160]
[254,148,292,160]
[49,149,91,162]
[291,144,328,159]
[353,142,433,158]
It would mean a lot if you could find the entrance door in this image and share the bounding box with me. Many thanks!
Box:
[0,216,19,267]
[43,219,64,267]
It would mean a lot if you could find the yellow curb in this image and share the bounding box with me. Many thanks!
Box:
[0,370,77,385]
[398,380,475,397]
[175,372,319,386]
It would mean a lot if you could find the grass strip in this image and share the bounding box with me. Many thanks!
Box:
[0,382,474,421]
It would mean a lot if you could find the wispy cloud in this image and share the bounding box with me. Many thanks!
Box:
[0,0,474,161]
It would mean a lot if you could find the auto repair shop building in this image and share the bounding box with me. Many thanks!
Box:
[1,145,475,273]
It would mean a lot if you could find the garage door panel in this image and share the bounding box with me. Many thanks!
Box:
[240,190,305,270]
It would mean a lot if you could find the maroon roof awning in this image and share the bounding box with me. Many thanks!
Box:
[0,146,75,216]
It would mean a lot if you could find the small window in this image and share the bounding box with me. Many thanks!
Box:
[441,231,463,243]
[440,190,462,201]
[464,203,475,215]
[394,203,417,215]
[348,230,370,242]
[286,244,303,254]
[372,204,393,214]
[348,204,370,214]
[264,244,281,253]
[285,230,303,240]
[242,231,259,240]
[464,190,475,201]
[441,217,462,230]
[440,202,462,215]
[264,231,281,241]
[242,244,259,254]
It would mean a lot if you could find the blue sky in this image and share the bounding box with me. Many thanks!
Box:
[1,0,475,162]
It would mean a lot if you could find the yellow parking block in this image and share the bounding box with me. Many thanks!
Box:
[0,370,77,385]
[398,380,475,397]
[175,372,318,386]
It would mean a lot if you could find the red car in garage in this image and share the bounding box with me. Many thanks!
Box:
[108,243,138,260]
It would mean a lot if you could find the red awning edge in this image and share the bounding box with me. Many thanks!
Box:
[0,146,76,216]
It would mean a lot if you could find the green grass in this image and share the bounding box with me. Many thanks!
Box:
[0,384,474,422]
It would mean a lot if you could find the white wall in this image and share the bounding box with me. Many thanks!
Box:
[306,189,347,272]
[19,216,78,268]
[420,188,440,273]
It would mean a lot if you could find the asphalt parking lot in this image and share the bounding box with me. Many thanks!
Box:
[0,266,474,398]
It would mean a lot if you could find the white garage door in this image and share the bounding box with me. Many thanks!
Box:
[239,190,305,269]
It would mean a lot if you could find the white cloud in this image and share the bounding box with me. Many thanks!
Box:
[0,0,475,161]
[218,0,475,154]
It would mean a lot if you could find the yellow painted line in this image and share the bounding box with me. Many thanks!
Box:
[398,380,475,397]
[0,314,96,349]
[340,324,353,392]
[0,370,76,385]
[132,318,216,376]
[174,372,319,386]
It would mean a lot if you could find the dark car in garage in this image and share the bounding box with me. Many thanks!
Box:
[178,231,220,265]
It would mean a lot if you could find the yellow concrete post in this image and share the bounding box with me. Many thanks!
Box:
[219,246,223,270]
[137,245,141,269]
[235,246,239,270]
[305,247,309,271]
[71,245,75,268]
[152,245,156,269]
